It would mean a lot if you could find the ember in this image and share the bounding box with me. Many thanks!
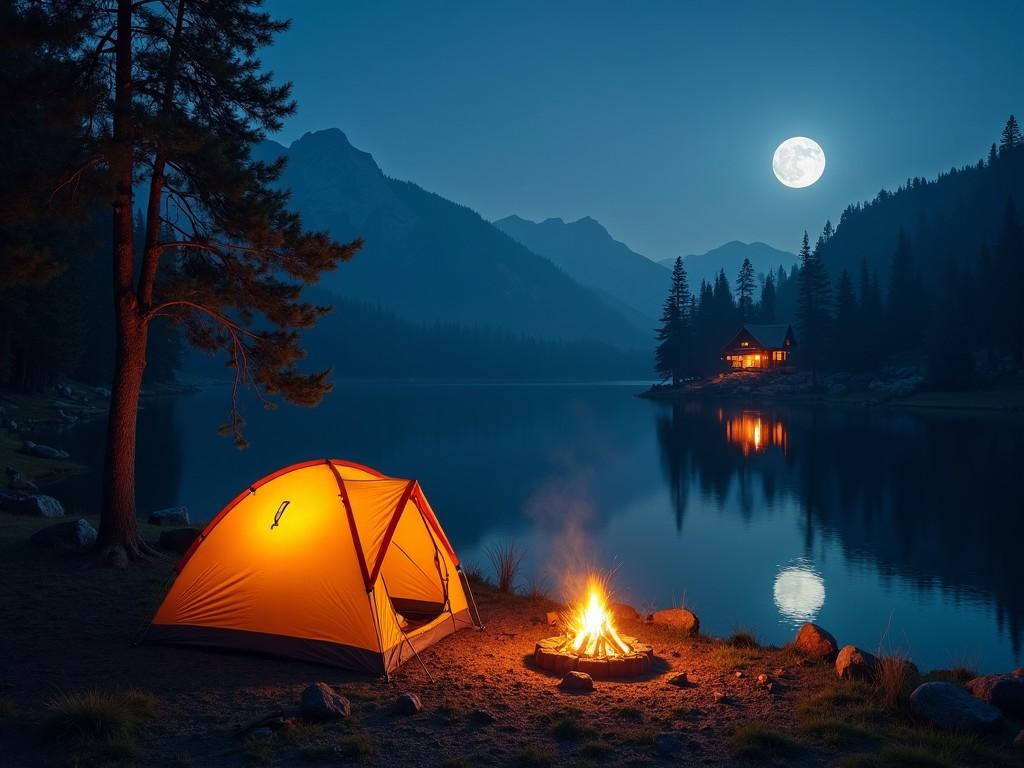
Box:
[534,576,652,678]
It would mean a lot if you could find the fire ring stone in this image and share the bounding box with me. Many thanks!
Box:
[534,635,653,678]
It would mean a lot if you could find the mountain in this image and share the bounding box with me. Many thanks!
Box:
[492,215,669,328]
[252,129,646,349]
[661,241,797,293]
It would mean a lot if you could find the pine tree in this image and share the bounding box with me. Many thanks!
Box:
[928,262,975,389]
[50,1,362,564]
[735,258,756,321]
[988,143,999,166]
[885,229,927,355]
[1000,115,1022,155]
[796,231,832,381]
[992,198,1024,359]
[655,256,692,386]
[759,272,776,323]
[832,270,858,368]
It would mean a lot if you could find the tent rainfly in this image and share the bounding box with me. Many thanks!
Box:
[144,459,482,676]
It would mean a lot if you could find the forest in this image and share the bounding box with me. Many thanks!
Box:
[655,115,1024,390]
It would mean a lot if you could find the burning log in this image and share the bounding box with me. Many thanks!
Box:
[534,576,653,679]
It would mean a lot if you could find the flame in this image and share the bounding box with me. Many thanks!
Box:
[564,576,631,658]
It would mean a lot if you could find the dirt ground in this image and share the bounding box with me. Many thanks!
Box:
[0,514,1021,768]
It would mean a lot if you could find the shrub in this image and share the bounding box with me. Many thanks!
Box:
[45,688,159,743]
[486,541,525,594]
[727,629,759,648]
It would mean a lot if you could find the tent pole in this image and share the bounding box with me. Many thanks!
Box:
[458,565,485,631]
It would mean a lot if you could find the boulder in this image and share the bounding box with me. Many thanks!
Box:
[794,623,838,659]
[966,674,1024,719]
[148,506,189,526]
[159,527,201,553]
[21,441,69,460]
[611,603,641,622]
[908,682,1003,734]
[300,683,351,721]
[647,608,700,636]
[0,491,64,518]
[558,671,594,692]
[393,692,422,715]
[835,645,878,680]
[30,518,97,549]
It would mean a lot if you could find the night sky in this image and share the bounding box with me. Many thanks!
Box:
[262,0,1024,259]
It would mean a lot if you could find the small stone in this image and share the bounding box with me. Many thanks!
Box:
[713,691,730,704]
[966,674,1024,719]
[734,671,744,678]
[394,692,422,715]
[671,650,681,658]
[300,682,351,721]
[30,518,96,549]
[765,682,776,693]
[835,645,879,681]
[757,674,769,685]
[909,682,1003,734]
[667,672,689,687]
[794,623,838,660]
[558,671,594,692]
[471,708,496,724]
[159,527,201,553]
[773,668,785,676]
[647,608,700,636]
[148,506,190,526]
[655,733,683,754]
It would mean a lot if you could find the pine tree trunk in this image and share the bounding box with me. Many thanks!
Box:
[95,297,151,565]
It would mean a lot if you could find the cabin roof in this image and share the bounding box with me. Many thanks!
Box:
[742,324,792,349]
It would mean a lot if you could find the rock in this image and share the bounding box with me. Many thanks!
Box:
[908,682,1003,734]
[56,409,78,424]
[734,671,744,678]
[647,608,700,636]
[93,386,112,398]
[0,491,65,517]
[393,692,422,715]
[300,682,351,721]
[30,518,97,549]
[147,506,189,526]
[655,733,683,754]
[757,674,769,685]
[794,623,838,659]
[611,602,641,622]
[159,527,201,553]
[558,671,594,692]
[21,441,69,460]
[545,611,559,626]
[471,708,496,724]
[667,672,689,687]
[966,674,1024,718]
[5,470,38,492]
[6,420,16,432]
[713,691,731,704]
[835,645,879,680]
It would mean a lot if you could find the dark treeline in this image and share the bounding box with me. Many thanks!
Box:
[655,116,1024,389]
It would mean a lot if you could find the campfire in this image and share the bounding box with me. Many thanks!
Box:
[534,576,652,678]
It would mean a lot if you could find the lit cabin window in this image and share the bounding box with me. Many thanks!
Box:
[740,341,749,347]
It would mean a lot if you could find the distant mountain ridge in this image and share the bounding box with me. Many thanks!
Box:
[493,214,669,329]
[253,129,646,349]
[661,241,797,291]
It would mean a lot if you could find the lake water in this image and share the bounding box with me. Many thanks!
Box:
[41,382,1024,673]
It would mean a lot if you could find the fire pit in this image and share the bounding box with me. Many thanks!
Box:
[534,577,653,678]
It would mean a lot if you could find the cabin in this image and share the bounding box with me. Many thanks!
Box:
[721,324,796,370]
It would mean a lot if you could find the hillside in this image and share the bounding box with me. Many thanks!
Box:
[819,141,1024,286]
[665,241,796,292]
[493,214,669,328]
[253,130,646,349]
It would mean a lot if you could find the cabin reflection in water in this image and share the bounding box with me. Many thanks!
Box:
[719,408,787,455]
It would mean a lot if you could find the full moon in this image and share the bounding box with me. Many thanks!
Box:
[773,137,826,188]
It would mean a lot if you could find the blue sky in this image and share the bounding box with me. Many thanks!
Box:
[262,0,1024,259]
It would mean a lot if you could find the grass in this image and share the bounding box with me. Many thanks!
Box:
[485,541,525,594]
[707,640,761,670]
[45,688,160,743]
[727,629,760,648]
[728,725,803,762]
[874,655,916,710]
[613,706,644,722]
[515,748,552,767]
[798,717,872,748]
[336,733,375,759]
[920,667,976,686]
[544,707,598,741]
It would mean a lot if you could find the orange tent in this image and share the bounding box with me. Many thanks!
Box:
[144,459,481,675]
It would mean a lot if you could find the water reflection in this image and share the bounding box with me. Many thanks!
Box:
[720,409,787,455]
[773,558,826,625]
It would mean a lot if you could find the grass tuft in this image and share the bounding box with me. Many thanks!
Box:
[874,655,916,710]
[337,734,375,759]
[486,541,525,594]
[728,725,803,762]
[544,707,598,740]
[727,629,760,648]
[45,688,159,743]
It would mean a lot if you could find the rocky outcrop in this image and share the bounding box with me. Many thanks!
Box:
[835,645,878,680]
[908,682,1003,734]
[148,507,189,526]
[300,683,351,721]
[647,608,700,636]
[30,518,97,549]
[966,674,1024,719]
[794,623,837,659]
[0,491,64,518]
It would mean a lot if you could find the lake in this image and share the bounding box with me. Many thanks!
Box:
[40,381,1024,673]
